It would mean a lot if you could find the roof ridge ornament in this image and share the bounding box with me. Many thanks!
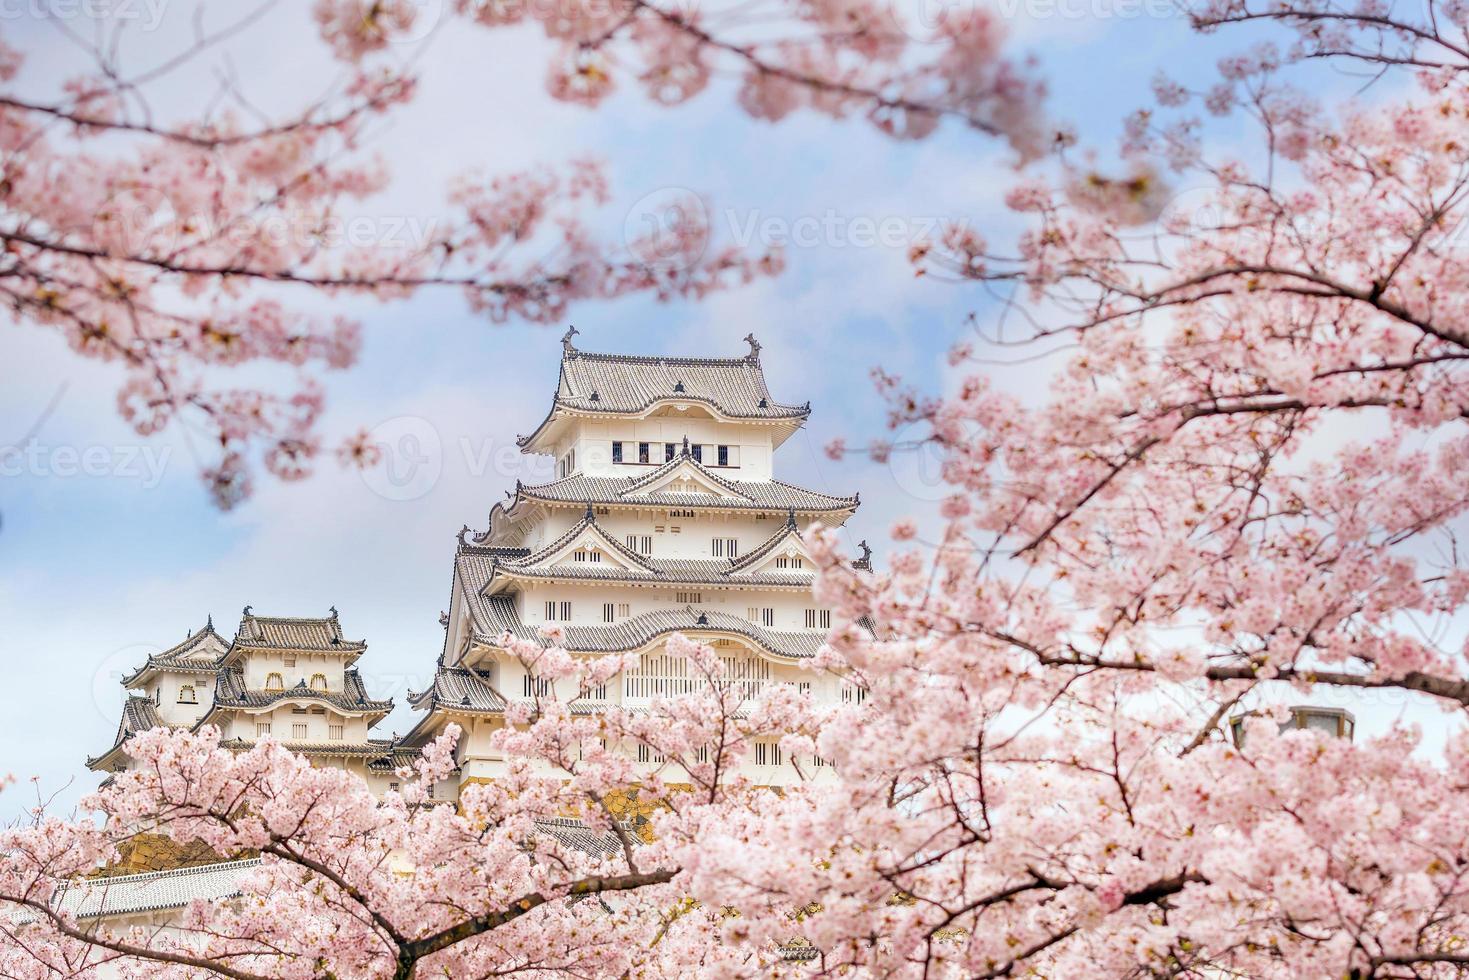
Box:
[561,324,579,354]
[743,333,761,360]
[786,508,798,530]
[458,524,472,547]
[585,501,596,522]
[681,435,690,457]
[206,614,213,631]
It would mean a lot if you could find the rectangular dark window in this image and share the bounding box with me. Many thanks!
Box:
[638,442,650,463]
[718,445,729,466]
[691,444,702,463]
[611,441,623,463]
[603,602,615,623]
[665,442,676,462]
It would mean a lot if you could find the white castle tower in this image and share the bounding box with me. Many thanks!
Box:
[401,330,868,796]
[90,610,399,791]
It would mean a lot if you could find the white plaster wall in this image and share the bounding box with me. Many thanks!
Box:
[146,671,214,727]
[239,651,349,692]
[557,417,776,480]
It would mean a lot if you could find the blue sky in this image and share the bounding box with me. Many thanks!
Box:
[0,0,1390,814]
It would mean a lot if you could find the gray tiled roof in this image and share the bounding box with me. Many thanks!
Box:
[518,340,808,447]
[86,696,164,770]
[461,513,815,591]
[727,512,803,572]
[510,454,858,514]
[44,859,261,922]
[234,610,366,653]
[495,558,813,588]
[460,600,826,660]
[210,668,392,714]
[219,737,402,760]
[120,624,230,686]
[532,818,630,857]
[406,666,507,712]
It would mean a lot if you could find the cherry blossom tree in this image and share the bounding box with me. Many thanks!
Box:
[726,0,1469,974]
[12,1,1469,977]
[0,635,831,978]
[4,0,1045,508]
[313,0,1048,148]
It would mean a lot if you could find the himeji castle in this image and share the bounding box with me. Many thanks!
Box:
[89,609,403,793]
[90,330,868,821]
[399,329,867,797]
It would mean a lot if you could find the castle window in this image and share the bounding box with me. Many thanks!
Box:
[626,534,653,554]
[664,442,676,462]
[265,673,284,692]
[712,537,738,558]
[544,601,572,621]
[612,441,624,463]
[292,723,308,740]
[804,609,831,629]
[603,602,615,623]
[754,742,782,767]
[618,603,630,618]
[676,592,703,604]
[310,673,328,691]
[256,722,271,737]
[776,556,804,569]
[177,684,197,704]
[691,444,703,463]
[329,724,344,740]
[523,675,552,698]
[573,548,601,563]
[747,607,775,627]
[842,683,868,705]
[636,744,665,764]
[283,657,296,668]
[638,442,650,463]
[716,445,739,467]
